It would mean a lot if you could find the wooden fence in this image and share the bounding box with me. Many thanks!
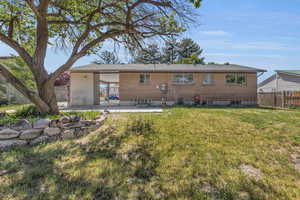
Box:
[258,91,300,108]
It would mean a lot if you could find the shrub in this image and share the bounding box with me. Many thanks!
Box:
[61,111,100,120]
[15,105,42,118]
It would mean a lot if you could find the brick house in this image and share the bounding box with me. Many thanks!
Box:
[69,64,266,106]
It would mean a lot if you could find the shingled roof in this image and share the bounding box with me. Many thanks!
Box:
[276,70,300,76]
[71,64,266,73]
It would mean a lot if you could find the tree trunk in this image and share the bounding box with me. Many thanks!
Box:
[37,81,59,115]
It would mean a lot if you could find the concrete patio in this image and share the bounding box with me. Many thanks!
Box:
[60,105,163,113]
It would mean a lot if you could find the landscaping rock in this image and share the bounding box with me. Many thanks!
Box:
[62,129,75,139]
[30,136,51,145]
[33,119,50,129]
[0,124,9,131]
[0,112,6,118]
[19,129,43,140]
[81,120,97,126]
[0,139,27,151]
[95,115,107,124]
[82,124,100,132]
[49,119,58,128]
[0,129,20,140]
[59,116,71,124]
[64,122,82,129]
[50,119,64,129]
[69,115,81,122]
[44,127,61,136]
[239,164,262,180]
[0,113,109,151]
[11,120,32,131]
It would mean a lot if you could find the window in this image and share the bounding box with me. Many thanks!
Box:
[237,74,246,84]
[203,73,214,85]
[139,73,150,84]
[225,73,246,84]
[172,73,194,84]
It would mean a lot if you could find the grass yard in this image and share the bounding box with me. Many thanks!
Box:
[1,107,300,200]
[0,104,100,124]
[0,104,29,113]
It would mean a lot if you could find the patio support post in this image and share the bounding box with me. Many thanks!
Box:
[94,72,100,105]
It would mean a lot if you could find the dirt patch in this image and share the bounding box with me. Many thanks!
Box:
[239,164,263,180]
[110,114,128,121]
[291,154,300,173]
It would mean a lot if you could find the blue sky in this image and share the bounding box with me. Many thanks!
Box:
[1,0,300,82]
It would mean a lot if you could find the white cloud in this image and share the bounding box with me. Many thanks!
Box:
[200,30,230,36]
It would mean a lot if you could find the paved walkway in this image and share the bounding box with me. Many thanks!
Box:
[60,105,163,113]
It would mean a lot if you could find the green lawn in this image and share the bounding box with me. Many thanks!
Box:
[0,104,100,124]
[1,107,300,200]
[0,104,29,112]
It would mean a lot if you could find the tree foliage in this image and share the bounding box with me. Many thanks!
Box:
[174,53,204,64]
[131,37,204,64]
[94,51,121,64]
[177,38,203,60]
[0,0,200,114]
[0,57,36,90]
[54,72,70,86]
[131,44,162,64]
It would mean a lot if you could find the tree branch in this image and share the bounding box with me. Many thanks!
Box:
[49,30,128,82]
[0,32,33,66]
[24,0,42,18]
[0,63,49,112]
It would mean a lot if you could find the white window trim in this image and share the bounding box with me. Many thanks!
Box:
[203,73,214,85]
[225,73,247,85]
[172,73,195,85]
[139,72,150,84]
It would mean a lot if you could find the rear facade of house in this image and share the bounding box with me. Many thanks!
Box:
[69,64,265,106]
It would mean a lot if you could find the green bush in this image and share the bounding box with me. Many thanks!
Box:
[15,105,42,118]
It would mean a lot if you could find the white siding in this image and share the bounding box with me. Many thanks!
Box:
[259,73,300,92]
[258,75,276,92]
[277,73,300,91]
[70,73,94,106]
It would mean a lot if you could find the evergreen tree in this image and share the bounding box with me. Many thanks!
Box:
[132,44,162,64]
[94,51,120,64]
[177,38,203,59]
[162,38,179,64]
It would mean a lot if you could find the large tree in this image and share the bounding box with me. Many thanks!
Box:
[0,0,200,114]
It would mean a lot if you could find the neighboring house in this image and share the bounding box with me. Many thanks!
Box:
[258,70,300,92]
[69,64,266,106]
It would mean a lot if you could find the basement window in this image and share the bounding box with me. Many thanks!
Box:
[139,73,150,84]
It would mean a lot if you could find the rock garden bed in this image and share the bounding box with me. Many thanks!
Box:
[0,112,108,152]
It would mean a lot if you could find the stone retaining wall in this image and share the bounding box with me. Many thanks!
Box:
[0,112,108,152]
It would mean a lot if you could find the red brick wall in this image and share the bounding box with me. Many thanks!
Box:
[119,72,258,102]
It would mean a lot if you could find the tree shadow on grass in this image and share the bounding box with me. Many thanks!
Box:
[0,120,160,200]
[0,119,290,200]
[163,105,281,111]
